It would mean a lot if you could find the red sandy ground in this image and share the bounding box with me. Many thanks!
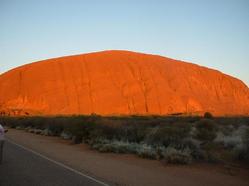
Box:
[0,50,248,116]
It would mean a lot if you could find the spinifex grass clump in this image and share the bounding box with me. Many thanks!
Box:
[1,115,249,165]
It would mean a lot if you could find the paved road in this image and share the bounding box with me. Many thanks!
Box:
[0,140,108,186]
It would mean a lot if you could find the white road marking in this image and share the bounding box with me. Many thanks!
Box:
[6,139,110,186]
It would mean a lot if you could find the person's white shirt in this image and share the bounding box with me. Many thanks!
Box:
[0,124,5,141]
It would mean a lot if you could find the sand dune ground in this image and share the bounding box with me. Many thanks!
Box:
[5,129,249,186]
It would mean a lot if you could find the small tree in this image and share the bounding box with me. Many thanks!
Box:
[204,112,213,119]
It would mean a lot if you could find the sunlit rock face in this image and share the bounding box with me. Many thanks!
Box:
[0,50,248,116]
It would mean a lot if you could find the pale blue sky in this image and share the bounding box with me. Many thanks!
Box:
[0,0,249,86]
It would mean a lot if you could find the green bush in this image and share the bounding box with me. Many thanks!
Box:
[161,146,192,164]
[204,112,213,119]
[146,122,191,148]
[115,124,150,143]
[92,140,139,154]
[234,128,249,164]
[136,144,158,159]
[195,119,217,142]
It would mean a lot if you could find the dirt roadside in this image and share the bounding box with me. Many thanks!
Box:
[5,129,249,186]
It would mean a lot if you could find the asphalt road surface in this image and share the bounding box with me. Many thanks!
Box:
[0,140,109,186]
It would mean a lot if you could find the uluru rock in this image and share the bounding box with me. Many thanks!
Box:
[0,50,248,116]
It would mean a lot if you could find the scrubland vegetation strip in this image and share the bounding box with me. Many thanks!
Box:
[1,115,249,165]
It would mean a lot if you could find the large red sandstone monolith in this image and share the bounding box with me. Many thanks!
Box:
[0,50,248,116]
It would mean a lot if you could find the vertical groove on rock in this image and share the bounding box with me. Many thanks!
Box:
[58,62,70,107]
[82,56,94,113]
[131,97,136,113]
[18,71,22,97]
[134,57,149,113]
[148,66,162,114]
[120,55,132,114]
[128,55,149,113]
[71,60,81,113]
[126,59,136,79]
[75,82,81,113]
[125,57,138,113]
[79,58,85,112]
[107,64,131,114]
[122,83,132,114]
[18,68,26,104]
[138,65,149,113]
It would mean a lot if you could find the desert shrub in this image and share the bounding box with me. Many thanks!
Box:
[94,143,115,153]
[92,140,140,154]
[47,121,64,136]
[88,124,117,142]
[219,125,234,136]
[216,125,248,150]
[92,141,158,159]
[28,117,46,129]
[195,119,217,142]
[200,142,224,163]
[115,141,139,153]
[2,117,19,128]
[215,132,242,149]
[41,128,54,136]
[204,112,213,119]
[216,117,249,128]
[71,135,83,144]
[161,146,192,164]
[60,131,72,140]
[65,121,93,143]
[233,128,249,163]
[136,144,158,159]
[118,124,150,143]
[146,122,191,148]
